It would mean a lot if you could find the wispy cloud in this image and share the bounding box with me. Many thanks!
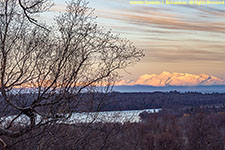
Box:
[49,1,225,78]
[94,4,225,65]
[96,6,225,33]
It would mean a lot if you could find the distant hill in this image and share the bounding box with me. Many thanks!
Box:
[113,85,225,93]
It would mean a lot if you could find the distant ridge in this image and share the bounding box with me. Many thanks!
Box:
[116,72,225,86]
[113,85,225,93]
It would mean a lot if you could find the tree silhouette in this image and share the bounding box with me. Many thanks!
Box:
[0,0,144,148]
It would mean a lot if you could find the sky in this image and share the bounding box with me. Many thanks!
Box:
[49,0,225,80]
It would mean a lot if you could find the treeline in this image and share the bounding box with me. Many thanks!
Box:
[3,107,225,150]
[1,92,225,116]
[102,91,225,111]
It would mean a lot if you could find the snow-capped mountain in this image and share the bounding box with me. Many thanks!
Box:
[117,72,225,86]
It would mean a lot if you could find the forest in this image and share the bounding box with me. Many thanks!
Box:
[2,91,225,116]
[1,91,225,149]
[2,105,225,150]
[103,91,225,111]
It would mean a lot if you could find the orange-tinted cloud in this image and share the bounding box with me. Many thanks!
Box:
[48,1,225,79]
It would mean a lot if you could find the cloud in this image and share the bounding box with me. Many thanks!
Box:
[49,1,225,67]
[94,4,225,64]
[144,43,225,62]
[50,1,225,34]
[49,3,66,12]
[96,6,225,33]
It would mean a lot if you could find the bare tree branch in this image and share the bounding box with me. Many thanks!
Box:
[0,0,144,148]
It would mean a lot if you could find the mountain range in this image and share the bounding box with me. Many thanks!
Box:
[117,72,225,86]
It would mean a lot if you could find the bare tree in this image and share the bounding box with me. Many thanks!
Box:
[0,0,143,148]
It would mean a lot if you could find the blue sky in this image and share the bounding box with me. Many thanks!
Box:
[48,0,225,79]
